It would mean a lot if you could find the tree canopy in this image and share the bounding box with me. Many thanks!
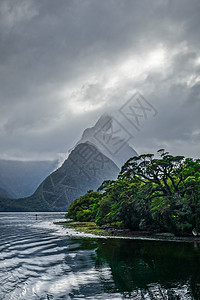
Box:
[67,150,200,235]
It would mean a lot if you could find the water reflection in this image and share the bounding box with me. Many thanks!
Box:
[1,213,200,299]
[69,237,200,299]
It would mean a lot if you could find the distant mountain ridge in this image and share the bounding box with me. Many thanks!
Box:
[0,187,12,199]
[0,114,138,211]
[0,159,58,198]
[0,143,120,211]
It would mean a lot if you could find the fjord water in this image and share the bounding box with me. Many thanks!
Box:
[1,214,200,300]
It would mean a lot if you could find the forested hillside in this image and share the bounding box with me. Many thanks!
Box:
[68,150,200,235]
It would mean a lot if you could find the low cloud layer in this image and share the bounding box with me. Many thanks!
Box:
[0,0,200,160]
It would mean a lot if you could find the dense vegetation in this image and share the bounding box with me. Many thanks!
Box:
[67,150,200,235]
[66,190,101,222]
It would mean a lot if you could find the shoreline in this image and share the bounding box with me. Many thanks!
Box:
[54,220,200,243]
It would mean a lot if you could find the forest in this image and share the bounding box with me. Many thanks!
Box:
[67,150,200,235]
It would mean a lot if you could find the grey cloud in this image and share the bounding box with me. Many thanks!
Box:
[0,0,200,159]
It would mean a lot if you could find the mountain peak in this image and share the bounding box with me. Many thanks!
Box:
[77,113,138,168]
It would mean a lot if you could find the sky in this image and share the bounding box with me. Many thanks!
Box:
[0,0,200,161]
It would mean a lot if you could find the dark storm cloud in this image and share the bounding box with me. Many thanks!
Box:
[0,0,200,160]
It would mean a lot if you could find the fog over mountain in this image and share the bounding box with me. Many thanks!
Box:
[0,142,120,211]
[0,113,139,211]
[77,114,138,168]
[0,159,58,198]
[0,187,11,199]
[0,0,200,163]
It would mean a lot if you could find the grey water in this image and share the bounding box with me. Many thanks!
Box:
[1,213,200,300]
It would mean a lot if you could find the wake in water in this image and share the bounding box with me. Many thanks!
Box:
[0,213,198,299]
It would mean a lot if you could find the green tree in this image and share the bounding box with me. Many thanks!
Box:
[67,150,200,235]
[67,190,101,222]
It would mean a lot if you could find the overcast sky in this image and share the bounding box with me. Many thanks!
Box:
[0,0,200,161]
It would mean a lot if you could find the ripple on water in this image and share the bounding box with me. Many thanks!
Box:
[0,213,198,300]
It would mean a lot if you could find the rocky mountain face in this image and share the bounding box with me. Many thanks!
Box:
[0,114,138,211]
[77,114,138,168]
[0,159,58,198]
[0,143,120,211]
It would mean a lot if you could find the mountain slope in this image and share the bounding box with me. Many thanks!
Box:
[0,159,58,198]
[0,187,12,198]
[77,114,138,167]
[0,143,119,211]
[0,114,138,212]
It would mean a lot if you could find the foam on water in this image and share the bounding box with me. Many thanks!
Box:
[0,212,197,300]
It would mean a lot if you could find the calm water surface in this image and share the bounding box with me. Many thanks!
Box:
[1,213,200,299]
